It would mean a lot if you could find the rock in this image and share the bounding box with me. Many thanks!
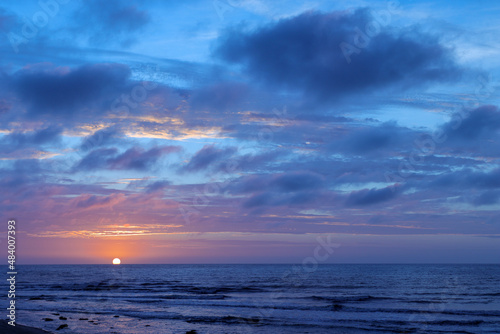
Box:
[56,324,68,330]
[59,316,67,320]
[113,315,119,318]
[0,320,53,333]
[43,318,53,321]
[186,330,198,334]
[79,318,88,320]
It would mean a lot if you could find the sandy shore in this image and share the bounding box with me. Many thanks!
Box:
[0,320,52,334]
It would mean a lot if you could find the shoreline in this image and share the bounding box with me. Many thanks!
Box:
[0,320,52,334]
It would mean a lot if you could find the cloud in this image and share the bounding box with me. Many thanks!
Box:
[432,168,500,189]
[442,105,500,140]
[182,145,237,173]
[243,190,323,208]
[229,171,326,208]
[0,159,42,189]
[107,146,174,170]
[0,126,62,152]
[12,63,130,117]
[75,146,180,171]
[270,171,324,191]
[0,99,10,114]
[145,180,171,193]
[73,0,151,47]
[216,149,289,173]
[230,171,323,194]
[214,9,462,102]
[79,127,123,152]
[190,81,249,113]
[346,185,399,206]
[74,193,125,210]
[75,148,117,171]
[338,121,411,154]
[472,190,500,206]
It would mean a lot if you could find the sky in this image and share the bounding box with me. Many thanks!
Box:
[1,0,499,264]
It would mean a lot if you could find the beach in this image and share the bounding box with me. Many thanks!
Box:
[0,320,52,334]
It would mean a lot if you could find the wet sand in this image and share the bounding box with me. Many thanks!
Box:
[0,320,52,334]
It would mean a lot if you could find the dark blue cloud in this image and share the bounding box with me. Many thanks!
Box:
[12,63,130,117]
[270,171,324,192]
[214,9,462,102]
[339,121,410,154]
[346,185,399,206]
[442,105,500,140]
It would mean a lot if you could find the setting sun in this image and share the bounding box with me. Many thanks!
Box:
[112,258,121,265]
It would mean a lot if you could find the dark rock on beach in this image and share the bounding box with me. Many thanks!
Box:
[0,320,53,333]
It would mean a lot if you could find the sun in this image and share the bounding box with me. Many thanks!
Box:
[112,258,121,265]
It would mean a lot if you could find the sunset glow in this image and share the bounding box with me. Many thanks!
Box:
[112,258,121,265]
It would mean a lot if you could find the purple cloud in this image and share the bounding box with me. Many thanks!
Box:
[76,146,180,171]
[182,145,237,173]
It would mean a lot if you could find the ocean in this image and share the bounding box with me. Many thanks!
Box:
[2,264,500,333]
